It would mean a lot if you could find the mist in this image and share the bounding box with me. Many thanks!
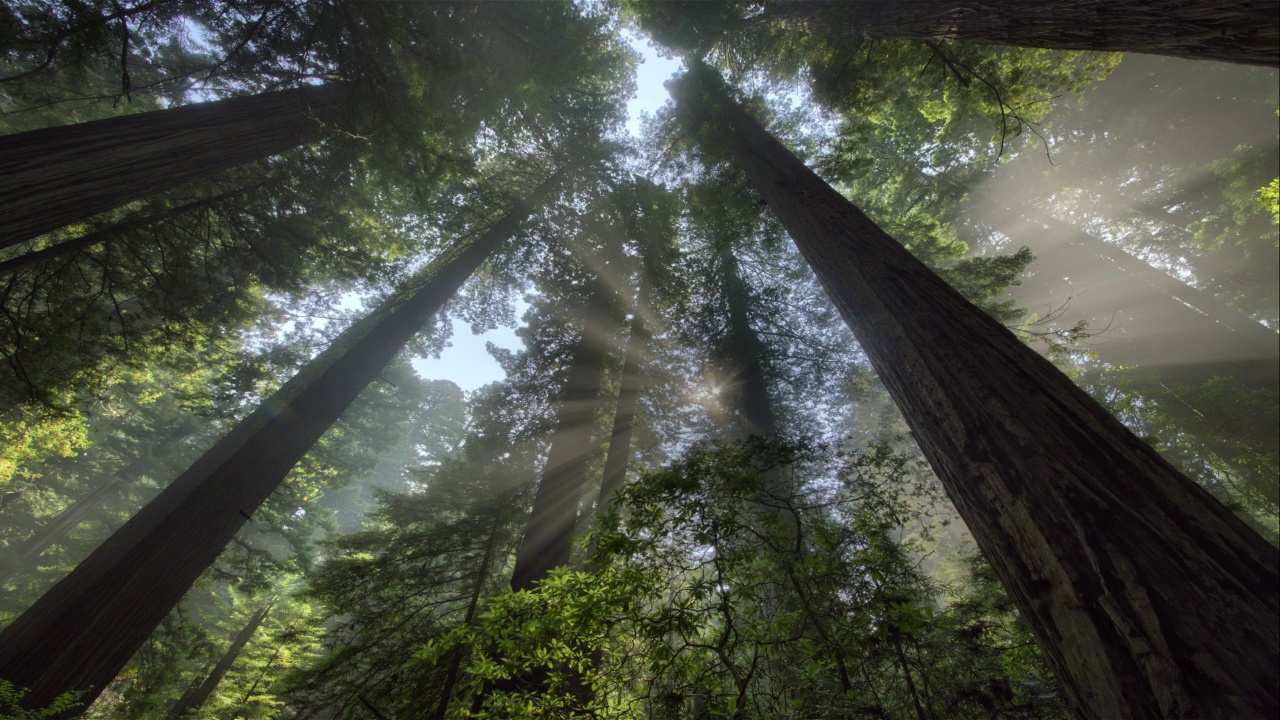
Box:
[967,55,1278,395]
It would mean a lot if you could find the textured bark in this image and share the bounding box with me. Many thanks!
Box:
[757,0,1279,67]
[164,605,271,720]
[0,185,264,278]
[509,287,616,592]
[0,171,564,714]
[691,63,1279,719]
[0,84,345,250]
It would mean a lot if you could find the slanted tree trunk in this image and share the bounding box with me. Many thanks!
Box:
[0,169,566,715]
[509,284,618,592]
[688,63,1279,719]
[428,504,506,720]
[0,478,122,585]
[0,425,198,584]
[164,604,271,720]
[0,184,268,278]
[0,84,345,249]
[755,0,1279,67]
[977,205,1279,515]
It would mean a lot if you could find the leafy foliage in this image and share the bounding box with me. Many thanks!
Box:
[0,2,1274,718]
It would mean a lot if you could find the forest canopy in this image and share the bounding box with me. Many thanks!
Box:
[0,1,1276,718]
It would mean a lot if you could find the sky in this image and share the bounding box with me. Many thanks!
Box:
[411,33,683,392]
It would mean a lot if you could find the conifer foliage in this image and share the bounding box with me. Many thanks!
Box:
[0,1,1276,718]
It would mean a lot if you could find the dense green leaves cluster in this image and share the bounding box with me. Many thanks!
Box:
[415,437,1065,719]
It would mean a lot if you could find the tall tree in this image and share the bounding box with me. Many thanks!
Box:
[0,0,635,416]
[291,425,530,720]
[0,423,191,585]
[0,84,347,249]
[0,168,567,714]
[163,604,271,720]
[715,241,780,438]
[627,0,1279,67]
[594,285,650,519]
[0,184,267,278]
[591,178,683,519]
[509,264,621,592]
[676,62,1279,719]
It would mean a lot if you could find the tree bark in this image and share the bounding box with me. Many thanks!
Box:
[164,604,271,720]
[0,84,345,250]
[0,170,565,715]
[757,0,1279,67]
[509,285,617,593]
[688,63,1279,719]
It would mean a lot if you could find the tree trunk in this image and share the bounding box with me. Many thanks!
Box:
[976,205,1279,516]
[758,0,1279,67]
[509,285,616,592]
[717,245,780,438]
[0,479,122,586]
[715,243,804,536]
[594,282,650,520]
[164,604,271,720]
[0,185,267,278]
[428,504,506,720]
[688,63,1279,719]
[0,84,345,250]
[473,274,617,712]
[0,170,565,715]
[0,425,198,584]
[0,480,129,587]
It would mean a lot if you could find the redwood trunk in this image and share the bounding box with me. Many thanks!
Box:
[0,479,121,586]
[509,288,615,592]
[718,245,780,438]
[717,242,800,545]
[594,283,649,519]
[691,64,1279,719]
[0,426,196,584]
[164,605,271,720]
[0,84,344,249]
[761,0,1278,67]
[0,171,563,714]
